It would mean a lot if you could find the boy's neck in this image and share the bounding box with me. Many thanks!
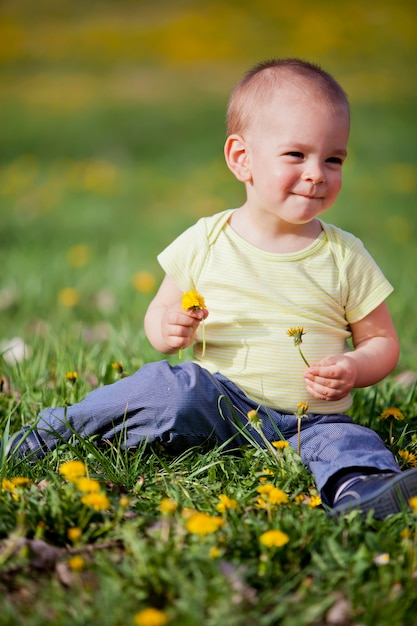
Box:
[228,207,323,253]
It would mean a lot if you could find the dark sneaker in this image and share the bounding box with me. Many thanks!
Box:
[7,426,48,460]
[331,468,417,519]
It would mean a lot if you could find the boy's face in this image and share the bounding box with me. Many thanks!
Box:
[240,84,349,228]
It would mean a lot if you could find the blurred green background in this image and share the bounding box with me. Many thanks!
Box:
[1,0,416,371]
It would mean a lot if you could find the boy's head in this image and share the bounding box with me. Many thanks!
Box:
[224,59,350,225]
[226,58,349,137]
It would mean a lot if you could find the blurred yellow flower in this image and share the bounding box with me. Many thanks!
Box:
[398,450,417,468]
[67,244,91,268]
[1,478,16,492]
[257,483,274,495]
[409,496,417,513]
[10,476,31,487]
[255,497,267,510]
[65,370,78,383]
[59,460,86,482]
[380,408,405,421]
[119,496,130,508]
[67,527,82,542]
[209,546,221,559]
[58,287,80,308]
[112,361,124,374]
[272,440,289,450]
[268,488,289,505]
[260,529,290,548]
[308,495,322,508]
[185,512,225,536]
[159,498,178,515]
[216,494,238,513]
[67,555,85,572]
[75,477,101,493]
[134,608,169,626]
[133,271,157,294]
[81,492,111,511]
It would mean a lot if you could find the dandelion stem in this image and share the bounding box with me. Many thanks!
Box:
[298,346,310,368]
[201,320,206,358]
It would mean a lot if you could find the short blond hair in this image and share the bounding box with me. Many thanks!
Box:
[226,58,349,136]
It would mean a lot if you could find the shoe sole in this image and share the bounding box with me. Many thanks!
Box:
[331,468,417,520]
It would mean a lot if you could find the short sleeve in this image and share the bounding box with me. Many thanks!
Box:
[343,237,394,324]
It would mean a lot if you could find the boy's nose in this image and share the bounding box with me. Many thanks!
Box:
[302,163,325,184]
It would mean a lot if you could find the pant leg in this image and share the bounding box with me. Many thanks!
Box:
[30,361,258,455]
[284,413,400,503]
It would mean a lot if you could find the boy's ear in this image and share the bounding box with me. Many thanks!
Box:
[224,134,252,182]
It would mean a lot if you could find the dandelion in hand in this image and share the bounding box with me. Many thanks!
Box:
[180,289,206,358]
[287,327,310,367]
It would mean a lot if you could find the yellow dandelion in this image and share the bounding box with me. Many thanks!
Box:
[380,407,405,445]
[81,492,111,511]
[247,409,262,428]
[181,289,206,311]
[255,496,268,509]
[294,494,305,504]
[59,460,86,482]
[257,483,274,495]
[308,495,322,508]
[216,494,238,513]
[268,488,289,505]
[272,440,289,450]
[380,407,405,421]
[134,607,169,626]
[133,271,156,294]
[67,527,82,542]
[112,361,124,374]
[1,478,16,492]
[287,326,306,345]
[180,289,206,358]
[159,498,178,515]
[75,477,101,493]
[409,496,417,513]
[65,371,78,383]
[398,450,417,468]
[185,512,225,536]
[287,326,310,367]
[209,546,221,559]
[58,287,80,308]
[10,476,31,487]
[401,529,412,539]
[67,555,85,572]
[260,529,290,548]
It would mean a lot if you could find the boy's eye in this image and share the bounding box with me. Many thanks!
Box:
[286,151,304,158]
[326,156,343,165]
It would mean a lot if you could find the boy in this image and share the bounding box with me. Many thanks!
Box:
[9,58,417,519]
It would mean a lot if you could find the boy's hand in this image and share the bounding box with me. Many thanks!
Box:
[303,355,358,401]
[161,303,208,352]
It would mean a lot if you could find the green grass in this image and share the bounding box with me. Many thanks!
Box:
[1,0,417,624]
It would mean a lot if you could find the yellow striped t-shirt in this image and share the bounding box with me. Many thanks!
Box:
[158,209,393,414]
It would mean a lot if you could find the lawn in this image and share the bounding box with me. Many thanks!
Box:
[1,1,417,624]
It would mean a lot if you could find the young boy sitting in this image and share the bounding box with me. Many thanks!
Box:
[8,58,417,519]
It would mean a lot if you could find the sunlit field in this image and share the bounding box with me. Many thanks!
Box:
[1,1,417,624]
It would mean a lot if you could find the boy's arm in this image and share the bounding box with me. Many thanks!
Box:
[303,302,400,402]
[144,274,208,354]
